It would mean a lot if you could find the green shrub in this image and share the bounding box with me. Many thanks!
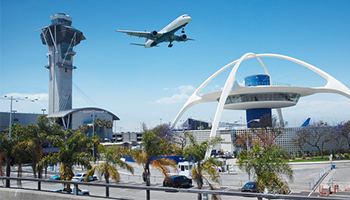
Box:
[344,153,349,159]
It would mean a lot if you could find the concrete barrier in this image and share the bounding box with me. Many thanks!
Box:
[0,188,106,200]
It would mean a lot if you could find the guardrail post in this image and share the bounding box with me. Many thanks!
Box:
[74,183,78,195]
[106,185,110,197]
[38,180,41,190]
[5,177,10,188]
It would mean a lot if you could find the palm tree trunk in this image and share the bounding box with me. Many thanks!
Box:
[197,180,202,200]
[6,161,11,187]
[32,159,37,178]
[105,174,110,197]
[17,164,22,188]
[146,168,151,200]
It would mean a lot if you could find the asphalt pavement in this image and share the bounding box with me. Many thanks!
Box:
[2,159,350,199]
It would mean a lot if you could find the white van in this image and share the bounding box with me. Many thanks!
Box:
[178,161,193,177]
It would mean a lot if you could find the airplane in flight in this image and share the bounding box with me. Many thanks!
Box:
[116,14,194,48]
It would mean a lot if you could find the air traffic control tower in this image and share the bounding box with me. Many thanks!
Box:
[38,13,85,114]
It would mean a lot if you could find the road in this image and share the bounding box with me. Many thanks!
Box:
[2,159,350,200]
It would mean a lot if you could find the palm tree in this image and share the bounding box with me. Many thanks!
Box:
[0,131,15,187]
[24,116,65,178]
[0,124,28,187]
[132,129,177,200]
[183,133,223,200]
[85,145,134,197]
[39,131,92,193]
[236,142,293,194]
[94,119,113,141]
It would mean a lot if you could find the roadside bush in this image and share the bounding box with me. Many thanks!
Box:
[344,153,349,159]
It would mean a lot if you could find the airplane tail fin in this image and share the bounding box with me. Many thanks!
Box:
[301,118,311,127]
[130,43,146,47]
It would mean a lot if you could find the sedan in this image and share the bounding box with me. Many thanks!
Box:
[163,175,192,188]
[241,182,260,193]
[51,188,89,195]
[72,173,97,182]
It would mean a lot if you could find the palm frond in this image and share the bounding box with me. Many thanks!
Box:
[108,165,120,183]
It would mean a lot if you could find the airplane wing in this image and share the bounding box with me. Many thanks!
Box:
[116,30,163,39]
[167,34,195,42]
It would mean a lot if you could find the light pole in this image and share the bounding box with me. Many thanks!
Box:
[92,110,95,158]
[41,108,46,115]
[246,119,260,181]
[2,95,37,138]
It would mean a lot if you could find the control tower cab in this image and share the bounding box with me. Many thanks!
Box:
[38,13,85,114]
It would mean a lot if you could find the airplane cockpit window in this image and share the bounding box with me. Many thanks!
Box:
[183,15,189,17]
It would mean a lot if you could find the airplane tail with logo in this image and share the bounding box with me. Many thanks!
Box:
[300,118,311,127]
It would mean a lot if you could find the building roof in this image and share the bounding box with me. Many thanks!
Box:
[47,107,120,120]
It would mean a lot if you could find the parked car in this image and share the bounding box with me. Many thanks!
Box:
[51,188,89,195]
[72,173,97,182]
[50,173,76,180]
[163,175,192,188]
[49,173,61,180]
[241,182,260,193]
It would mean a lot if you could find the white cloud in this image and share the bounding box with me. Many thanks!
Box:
[176,85,196,94]
[155,85,196,104]
[155,93,190,104]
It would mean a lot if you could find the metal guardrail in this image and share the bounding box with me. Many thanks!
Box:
[309,166,331,190]
[0,176,345,200]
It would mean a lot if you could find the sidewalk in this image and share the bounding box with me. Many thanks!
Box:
[311,161,350,199]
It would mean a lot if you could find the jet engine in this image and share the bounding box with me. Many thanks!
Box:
[149,30,158,39]
[178,34,187,41]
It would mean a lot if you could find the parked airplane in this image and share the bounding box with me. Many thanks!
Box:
[116,14,194,48]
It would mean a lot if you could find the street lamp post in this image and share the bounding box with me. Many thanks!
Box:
[92,110,95,158]
[246,119,260,181]
[2,95,37,138]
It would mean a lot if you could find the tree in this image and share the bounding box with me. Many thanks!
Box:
[249,115,286,149]
[24,115,65,178]
[183,133,223,200]
[132,126,177,200]
[332,121,350,150]
[237,142,293,194]
[234,130,254,150]
[94,119,113,141]
[295,121,333,158]
[86,145,134,197]
[0,124,27,187]
[39,131,92,193]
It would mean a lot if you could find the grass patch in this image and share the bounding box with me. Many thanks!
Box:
[289,156,350,162]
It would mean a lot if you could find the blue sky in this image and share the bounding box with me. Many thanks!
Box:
[1,0,350,131]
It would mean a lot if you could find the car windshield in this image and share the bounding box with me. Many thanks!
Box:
[244,183,256,188]
[76,174,82,177]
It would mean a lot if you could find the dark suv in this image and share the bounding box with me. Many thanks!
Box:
[163,175,192,188]
[241,182,260,193]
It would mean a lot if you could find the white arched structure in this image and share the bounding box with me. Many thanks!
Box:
[171,52,350,158]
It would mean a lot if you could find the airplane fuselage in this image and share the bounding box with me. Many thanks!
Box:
[145,15,191,48]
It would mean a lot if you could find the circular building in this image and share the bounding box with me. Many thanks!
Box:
[172,52,350,146]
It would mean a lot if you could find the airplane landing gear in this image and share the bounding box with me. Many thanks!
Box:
[168,43,173,48]
[181,27,185,33]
